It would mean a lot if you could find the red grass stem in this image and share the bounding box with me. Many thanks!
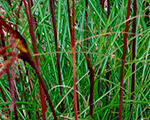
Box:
[78,44,94,117]
[24,0,47,119]
[107,0,110,18]
[71,0,78,119]
[32,63,57,120]
[131,0,137,102]
[100,0,105,9]
[49,0,64,114]
[130,1,137,117]
[118,0,131,119]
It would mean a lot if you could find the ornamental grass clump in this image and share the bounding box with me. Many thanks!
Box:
[0,0,149,119]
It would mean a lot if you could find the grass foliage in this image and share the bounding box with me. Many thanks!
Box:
[0,0,150,119]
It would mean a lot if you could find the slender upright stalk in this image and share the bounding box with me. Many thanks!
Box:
[71,0,78,119]
[33,63,58,120]
[23,0,47,119]
[100,0,105,9]
[67,1,79,114]
[107,0,110,18]
[85,1,94,116]
[78,44,94,117]
[119,0,131,119]
[49,0,64,114]
[130,0,137,117]
[131,0,137,102]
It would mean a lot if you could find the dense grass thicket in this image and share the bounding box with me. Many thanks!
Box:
[0,0,150,119]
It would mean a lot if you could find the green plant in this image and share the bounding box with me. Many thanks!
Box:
[0,0,149,119]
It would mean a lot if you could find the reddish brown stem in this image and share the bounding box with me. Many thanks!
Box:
[32,63,58,120]
[98,0,105,108]
[130,0,137,117]
[78,44,94,117]
[107,0,110,18]
[24,0,47,119]
[100,0,105,9]
[71,0,78,119]
[131,0,137,102]
[119,0,131,119]
[67,1,79,114]
[49,0,64,114]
